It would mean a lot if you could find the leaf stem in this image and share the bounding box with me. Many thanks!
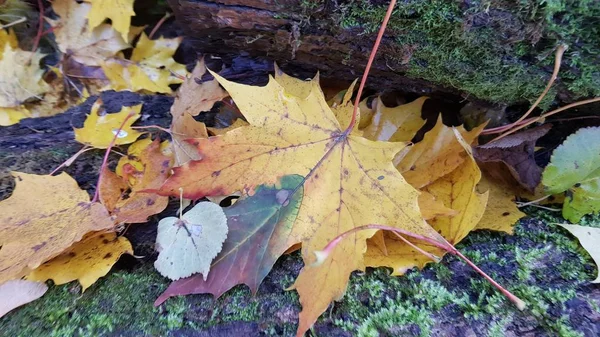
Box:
[149,12,172,39]
[314,224,526,310]
[91,112,137,204]
[345,0,397,134]
[31,0,44,53]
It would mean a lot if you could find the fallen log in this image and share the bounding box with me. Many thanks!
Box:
[168,0,600,108]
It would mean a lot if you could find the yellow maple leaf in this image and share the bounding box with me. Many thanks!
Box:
[207,119,249,136]
[0,44,49,108]
[74,99,142,148]
[0,106,29,126]
[84,0,135,42]
[476,174,525,234]
[157,71,446,336]
[362,96,427,142]
[49,0,129,66]
[0,28,18,58]
[102,33,186,93]
[397,116,485,188]
[27,232,132,291]
[366,129,488,274]
[0,172,115,283]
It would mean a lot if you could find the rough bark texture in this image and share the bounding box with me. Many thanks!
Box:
[168,0,600,108]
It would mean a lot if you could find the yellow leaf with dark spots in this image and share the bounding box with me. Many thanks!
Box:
[74,99,142,148]
[27,232,132,291]
[0,172,114,283]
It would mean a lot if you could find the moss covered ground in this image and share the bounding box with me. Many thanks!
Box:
[333,0,600,107]
[1,205,598,336]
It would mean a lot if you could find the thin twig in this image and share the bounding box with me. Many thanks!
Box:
[148,12,172,39]
[0,16,27,29]
[91,112,137,203]
[31,0,45,53]
[345,0,397,133]
[513,45,566,126]
[516,194,551,208]
[392,232,440,262]
[492,97,600,142]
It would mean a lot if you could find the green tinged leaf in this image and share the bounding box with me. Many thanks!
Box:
[558,224,600,283]
[155,175,303,306]
[542,127,600,222]
[154,202,228,281]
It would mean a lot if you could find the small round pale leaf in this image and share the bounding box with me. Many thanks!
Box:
[154,202,228,281]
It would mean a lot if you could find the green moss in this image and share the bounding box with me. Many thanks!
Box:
[335,0,600,106]
[0,264,171,336]
[357,303,433,337]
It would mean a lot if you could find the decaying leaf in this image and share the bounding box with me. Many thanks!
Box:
[0,172,115,283]
[396,117,485,188]
[474,124,551,192]
[558,224,600,283]
[27,232,132,291]
[84,0,135,42]
[99,138,172,224]
[102,33,186,93]
[0,280,48,318]
[154,202,228,281]
[156,70,445,336]
[168,60,228,165]
[49,0,129,67]
[155,175,303,305]
[74,99,142,148]
[542,127,600,222]
[171,59,228,117]
[362,97,427,142]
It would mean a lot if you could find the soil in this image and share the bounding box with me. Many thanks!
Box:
[1,90,599,337]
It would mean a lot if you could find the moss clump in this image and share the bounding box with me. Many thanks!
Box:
[335,0,600,106]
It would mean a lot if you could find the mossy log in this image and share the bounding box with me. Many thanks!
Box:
[168,0,600,107]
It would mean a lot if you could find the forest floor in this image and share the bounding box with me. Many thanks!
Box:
[0,91,599,337]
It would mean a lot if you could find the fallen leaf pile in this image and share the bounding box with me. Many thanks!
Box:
[0,0,187,126]
[1,0,599,334]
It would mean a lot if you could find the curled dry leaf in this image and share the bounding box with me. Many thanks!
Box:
[156,70,445,336]
[0,172,114,283]
[154,202,228,281]
[27,232,132,291]
[0,280,48,318]
[74,99,142,149]
[474,124,551,192]
[169,59,228,165]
